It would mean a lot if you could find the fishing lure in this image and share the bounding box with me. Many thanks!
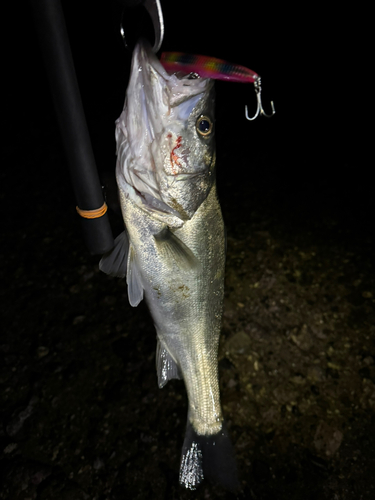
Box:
[160,52,275,120]
[160,52,259,83]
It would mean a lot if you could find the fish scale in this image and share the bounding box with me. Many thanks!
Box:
[119,183,225,436]
[100,39,238,491]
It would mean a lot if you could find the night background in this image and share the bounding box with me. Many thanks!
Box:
[2,1,373,499]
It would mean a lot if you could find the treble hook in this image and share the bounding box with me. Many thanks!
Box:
[245,78,275,121]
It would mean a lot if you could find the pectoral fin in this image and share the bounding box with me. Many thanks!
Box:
[127,245,144,307]
[99,230,129,278]
[154,228,201,271]
[156,339,182,388]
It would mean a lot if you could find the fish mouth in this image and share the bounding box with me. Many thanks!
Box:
[135,38,170,85]
[135,38,212,109]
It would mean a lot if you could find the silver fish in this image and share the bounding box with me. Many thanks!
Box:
[100,39,237,491]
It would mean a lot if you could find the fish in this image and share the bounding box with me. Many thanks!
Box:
[100,38,238,491]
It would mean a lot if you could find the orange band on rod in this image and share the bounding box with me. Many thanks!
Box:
[76,202,108,219]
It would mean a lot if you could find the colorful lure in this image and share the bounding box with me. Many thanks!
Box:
[160,52,259,84]
[160,51,275,120]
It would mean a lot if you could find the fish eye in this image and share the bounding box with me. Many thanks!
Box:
[196,116,213,136]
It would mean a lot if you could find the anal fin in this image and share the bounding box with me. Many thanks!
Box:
[156,339,181,388]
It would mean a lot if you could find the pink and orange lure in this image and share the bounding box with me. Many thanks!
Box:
[160,52,259,83]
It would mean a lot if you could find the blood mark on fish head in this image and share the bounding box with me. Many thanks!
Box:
[167,134,183,175]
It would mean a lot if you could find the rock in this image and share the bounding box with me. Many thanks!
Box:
[224,331,252,357]
[314,420,343,457]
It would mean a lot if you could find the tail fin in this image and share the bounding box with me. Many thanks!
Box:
[179,420,239,492]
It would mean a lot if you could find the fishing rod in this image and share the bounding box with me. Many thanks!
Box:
[30,0,114,255]
[30,0,164,255]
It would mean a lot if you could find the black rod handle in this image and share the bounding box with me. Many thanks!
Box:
[30,0,114,255]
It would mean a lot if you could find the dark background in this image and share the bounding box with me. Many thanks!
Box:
[12,0,365,206]
[2,1,372,499]
[21,0,364,197]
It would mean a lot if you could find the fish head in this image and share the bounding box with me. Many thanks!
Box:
[116,39,216,222]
